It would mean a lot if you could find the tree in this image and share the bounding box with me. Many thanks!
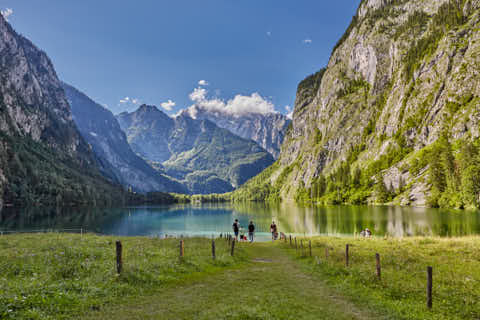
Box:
[374,174,389,203]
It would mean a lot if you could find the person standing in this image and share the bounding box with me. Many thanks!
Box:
[248,221,255,243]
[270,221,278,240]
[232,219,240,241]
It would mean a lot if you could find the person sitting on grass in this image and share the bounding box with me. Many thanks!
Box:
[360,228,372,238]
[239,227,245,242]
[365,228,372,237]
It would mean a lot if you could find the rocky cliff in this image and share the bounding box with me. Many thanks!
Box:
[62,83,186,193]
[235,0,480,208]
[117,105,274,194]
[181,105,290,158]
[0,13,124,207]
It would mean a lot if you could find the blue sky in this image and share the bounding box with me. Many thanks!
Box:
[1,1,359,115]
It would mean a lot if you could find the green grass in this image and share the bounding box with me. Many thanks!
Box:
[284,236,480,320]
[82,243,378,320]
[0,234,246,320]
[3,233,479,319]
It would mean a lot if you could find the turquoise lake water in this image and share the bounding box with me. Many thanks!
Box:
[1,203,480,240]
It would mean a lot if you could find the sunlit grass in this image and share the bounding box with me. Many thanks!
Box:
[284,236,480,320]
[0,233,246,320]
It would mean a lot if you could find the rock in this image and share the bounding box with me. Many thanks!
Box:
[259,0,480,203]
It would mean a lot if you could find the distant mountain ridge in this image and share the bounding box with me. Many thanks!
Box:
[62,83,186,193]
[117,105,274,194]
[181,105,290,159]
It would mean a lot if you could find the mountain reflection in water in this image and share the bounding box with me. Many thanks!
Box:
[1,203,479,239]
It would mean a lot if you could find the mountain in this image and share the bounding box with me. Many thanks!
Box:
[181,105,290,159]
[62,83,186,193]
[117,105,274,194]
[234,0,480,209]
[0,13,125,207]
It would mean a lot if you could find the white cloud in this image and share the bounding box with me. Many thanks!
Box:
[119,96,141,105]
[1,8,13,21]
[303,38,312,44]
[161,99,176,111]
[285,106,293,119]
[189,87,208,102]
[187,87,276,116]
[198,80,208,86]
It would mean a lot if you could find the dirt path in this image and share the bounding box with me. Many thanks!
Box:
[84,243,379,320]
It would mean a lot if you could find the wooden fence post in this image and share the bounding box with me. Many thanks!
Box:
[376,253,381,280]
[345,244,350,267]
[180,240,184,258]
[427,266,433,309]
[289,235,292,247]
[212,239,216,260]
[309,240,312,257]
[231,238,236,256]
[115,241,122,274]
[295,238,298,252]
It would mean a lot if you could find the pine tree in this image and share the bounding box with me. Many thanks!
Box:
[374,174,389,203]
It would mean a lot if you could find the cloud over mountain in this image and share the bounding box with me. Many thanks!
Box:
[161,100,176,111]
[187,87,275,117]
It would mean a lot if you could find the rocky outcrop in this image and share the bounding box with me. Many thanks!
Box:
[0,13,88,158]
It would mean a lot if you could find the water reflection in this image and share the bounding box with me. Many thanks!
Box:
[1,203,480,239]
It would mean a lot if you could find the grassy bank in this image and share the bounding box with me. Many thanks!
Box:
[284,236,480,320]
[2,233,479,319]
[0,234,246,320]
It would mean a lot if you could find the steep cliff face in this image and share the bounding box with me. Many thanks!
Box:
[0,14,88,157]
[118,105,274,194]
[181,106,291,158]
[0,14,124,207]
[63,83,186,193]
[238,0,480,208]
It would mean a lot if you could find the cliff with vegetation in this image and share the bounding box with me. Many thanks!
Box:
[234,0,480,209]
[0,13,126,207]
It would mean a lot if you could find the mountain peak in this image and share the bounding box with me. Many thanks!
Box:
[137,104,160,113]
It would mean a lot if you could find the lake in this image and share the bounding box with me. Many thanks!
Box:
[1,203,480,240]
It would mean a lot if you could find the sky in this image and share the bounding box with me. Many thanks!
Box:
[1,1,360,116]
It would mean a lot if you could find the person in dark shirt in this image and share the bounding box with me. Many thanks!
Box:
[232,219,240,240]
[270,221,278,240]
[248,221,255,243]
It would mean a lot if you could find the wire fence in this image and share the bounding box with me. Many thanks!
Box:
[0,228,85,236]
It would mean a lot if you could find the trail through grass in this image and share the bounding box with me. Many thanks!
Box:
[4,234,478,319]
[85,242,378,320]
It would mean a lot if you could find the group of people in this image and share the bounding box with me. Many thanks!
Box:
[360,228,372,238]
[231,219,279,242]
